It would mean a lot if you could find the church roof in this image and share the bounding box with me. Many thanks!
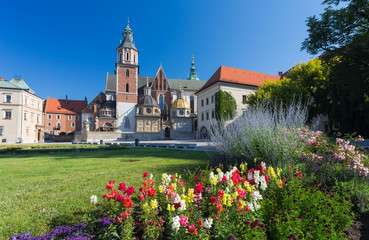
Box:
[196,66,281,94]
[138,95,158,107]
[117,22,137,50]
[167,79,205,91]
[171,97,191,110]
[105,73,116,93]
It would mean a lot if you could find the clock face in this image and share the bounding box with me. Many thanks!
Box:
[179,110,184,115]
[146,108,152,114]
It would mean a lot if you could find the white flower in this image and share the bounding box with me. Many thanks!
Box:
[252,190,263,201]
[203,218,213,229]
[218,171,224,182]
[261,162,266,170]
[90,195,98,205]
[254,201,261,211]
[260,178,268,191]
[246,201,255,212]
[247,171,253,180]
[172,216,180,231]
[178,200,186,211]
[150,174,153,180]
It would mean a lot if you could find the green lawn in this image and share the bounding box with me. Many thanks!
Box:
[0,148,209,239]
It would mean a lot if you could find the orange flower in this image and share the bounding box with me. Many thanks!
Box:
[198,220,203,227]
[217,203,223,212]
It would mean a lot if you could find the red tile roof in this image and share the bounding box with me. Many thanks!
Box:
[197,66,281,93]
[44,98,86,114]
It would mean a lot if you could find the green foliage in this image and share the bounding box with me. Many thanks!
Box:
[301,0,369,137]
[59,132,67,135]
[214,90,237,122]
[245,58,330,118]
[262,176,354,240]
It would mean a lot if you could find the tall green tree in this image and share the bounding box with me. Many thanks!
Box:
[302,0,369,137]
[245,58,330,119]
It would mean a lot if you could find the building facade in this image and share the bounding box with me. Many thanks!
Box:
[43,96,86,136]
[195,66,281,138]
[0,77,44,143]
[80,21,205,140]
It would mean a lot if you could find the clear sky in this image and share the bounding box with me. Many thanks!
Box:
[0,0,326,101]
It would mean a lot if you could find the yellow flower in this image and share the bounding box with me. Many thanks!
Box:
[143,203,150,212]
[187,188,194,203]
[159,185,164,193]
[171,205,175,211]
[216,168,221,173]
[232,191,239,198]
[175,173,178,177]
[277,168,282,176]
[166,204,171,211]
[268,167,277,180]
[150,199,158,209]
[173,183,177,191]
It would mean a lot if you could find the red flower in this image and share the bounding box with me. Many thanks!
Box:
[194,175,199,181]
[195,182,203,194]
[118,182,126,192]
[217,190,224,199]
[179,180,184,186]
[198,220,203,227]
[245,205,250,211]
[222,176,227,182]
[187,224,198,234]
[210,196,217,204]
[105,181,115,190]
[265,176,269,183]
[126,186,135,196]
[138,194,144,200]
[143,172,148,178]
[171,174,175,181]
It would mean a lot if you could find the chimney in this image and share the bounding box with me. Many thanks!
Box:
[84,96,88,105]
[66,95,68,106]
[278,71,283,77]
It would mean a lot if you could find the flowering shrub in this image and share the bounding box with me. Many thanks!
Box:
[11,162,356,239]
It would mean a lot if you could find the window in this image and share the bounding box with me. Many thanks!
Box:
[71,122,75,127]
[126,52,129,61]
[48,114,52,119]
[48,122,51,127]
[201,113,204,121]
[6,95,11,103]
[206,112,209,120]
[126,83,129,92]
[158,94,164,110]
[0,127,3,135]
[76,115,79,120]
[50,130,55,135]
[134,55,136,63]
[5,111,11,119]
[56,122,61,129]
[126,69,129,77]
[68,115,72,120]
[124,117,130,129]
[242,95,247,103]
[37,115,40,123]
[25,98,28,105]
[212,110,215,119]
[119,53,122,62]
[201,99,204,107]
[57,115,60,120]
[24,112,27,120]
[206,98,209,105]
[190,96,194,113]
[211,95,214,103]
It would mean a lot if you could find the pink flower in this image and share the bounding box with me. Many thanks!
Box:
[143,172,148,178]
[126,186,135,196]
[179,215,188,227]
[119,182,126,192]
[138,194,144,200]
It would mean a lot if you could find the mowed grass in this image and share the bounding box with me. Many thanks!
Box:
[0,148,209,239]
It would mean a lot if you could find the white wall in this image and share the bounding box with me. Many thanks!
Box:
[116,102,136,133]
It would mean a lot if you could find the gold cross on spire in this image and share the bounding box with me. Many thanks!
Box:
[127,17,130,26]
[179,78,181,90]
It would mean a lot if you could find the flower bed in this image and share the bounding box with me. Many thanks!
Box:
[12,162,355,240]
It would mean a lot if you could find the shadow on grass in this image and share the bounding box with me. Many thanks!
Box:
[6,148,210,162]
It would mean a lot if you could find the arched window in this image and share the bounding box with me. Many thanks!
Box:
[126,83,129,92]
[126,69,129,77]
[134,55,136,63]
[119,53,122,62]
[126,52,129,60]
[124,117,130,129]
[158,94,164,110]
[190,96,195,113]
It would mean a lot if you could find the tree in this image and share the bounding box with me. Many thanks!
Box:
[245,59,330,119]
[302,0,369,137]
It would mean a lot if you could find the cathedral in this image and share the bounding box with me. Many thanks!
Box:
[81,21,205,140]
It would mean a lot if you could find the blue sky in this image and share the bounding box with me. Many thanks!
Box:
[0,0,326,101]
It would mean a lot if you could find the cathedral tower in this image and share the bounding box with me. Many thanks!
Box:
[116,20,139,133]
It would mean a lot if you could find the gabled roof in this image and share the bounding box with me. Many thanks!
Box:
[0,78,35,93]
[44,98,87,114]
[196,66,280,94]
[105,73,116,93]
[167,79,206,91]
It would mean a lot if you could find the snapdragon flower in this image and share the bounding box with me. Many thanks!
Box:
[90,195,97,205]
[172,216,181,231]
[203,218,213,229]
